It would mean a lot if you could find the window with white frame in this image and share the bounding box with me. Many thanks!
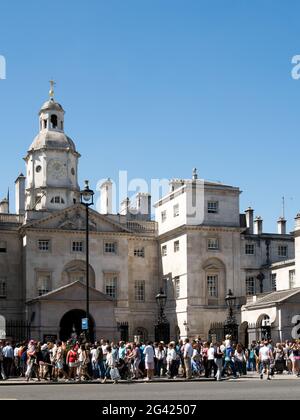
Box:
[246,277,255,296]
[245,244,255,255]
[135,280,145,302]
[104,242,117,254]
[208,201,219,214]
[0,278,7,298]
[278,245,288,257]
[162,245,167,257]
[173,204,179,218]
[271,273,277,291]
[207,238,219,250]
[0,241,7,253]
[38,240,50,252]
[289,270,296,289]
[72,241,84,253]
[50,196,65,204]
[174,276,180,299]
[37,274,51,296]
[207,275,218,297]
[161,210,167,223]
[174,240,180,253]
[134,247,145,258]
[105,274,117,299]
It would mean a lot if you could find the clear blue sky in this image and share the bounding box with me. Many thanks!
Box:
[0,0,299,232]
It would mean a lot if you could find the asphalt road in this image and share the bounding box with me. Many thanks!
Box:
[0,378,300,400]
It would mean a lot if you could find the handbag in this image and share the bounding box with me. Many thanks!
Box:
[110,367,120,381]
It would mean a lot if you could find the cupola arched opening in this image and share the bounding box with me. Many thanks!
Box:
[51,114,58,129]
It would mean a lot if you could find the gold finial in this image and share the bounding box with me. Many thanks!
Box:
[49,80,56,99]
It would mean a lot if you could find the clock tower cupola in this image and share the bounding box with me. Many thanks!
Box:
[25,82,81,215]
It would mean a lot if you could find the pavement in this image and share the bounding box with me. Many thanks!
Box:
[0,375,299,400]
[0,373,299,400]
[0,371,299,386]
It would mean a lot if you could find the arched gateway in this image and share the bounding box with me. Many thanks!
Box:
[59,309,95,342]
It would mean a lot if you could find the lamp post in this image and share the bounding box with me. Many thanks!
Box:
[224,289,238,342]
[80,180,94,341]
[155,288,170,343]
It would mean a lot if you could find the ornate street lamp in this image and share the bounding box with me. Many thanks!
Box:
[155,288,170,343]
[225,289,236,319]
[156,288,167,322]
[224,289,238,342]
[80,180,94,341]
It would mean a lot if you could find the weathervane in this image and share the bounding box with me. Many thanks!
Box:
[49,80,56,99]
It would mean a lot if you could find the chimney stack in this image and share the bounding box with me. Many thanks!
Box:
[136,193,151,220]
[277,217,287,235]
[254,216,263,235]
[15,173,26,215]
[245,207,254,234]
[0,198,9,214]
[100,178,113,214]
[120,197,130,216]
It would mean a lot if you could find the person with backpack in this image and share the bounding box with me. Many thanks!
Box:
[214,342,224,381]
[247,343,256,372]
[222,343,238,379]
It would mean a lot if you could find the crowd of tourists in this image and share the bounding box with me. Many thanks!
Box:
[0,335,300,383]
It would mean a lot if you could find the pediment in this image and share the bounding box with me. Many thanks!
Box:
[27,281,114,303]
[23,204,130,233]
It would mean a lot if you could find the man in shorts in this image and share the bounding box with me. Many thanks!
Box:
[259,340,273,380]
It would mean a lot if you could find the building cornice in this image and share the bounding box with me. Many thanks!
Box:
[158,224,243,241]
[242,233,294,241]
[20,227,156,241]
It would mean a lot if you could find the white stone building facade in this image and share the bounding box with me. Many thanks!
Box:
[0,90,299,344]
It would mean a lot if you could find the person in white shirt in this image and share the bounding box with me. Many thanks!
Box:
[259,340,273,380]
[155,343,166,377]
[166,342,177,379]
[14,344,20,377]
[101,339,109,370]
[183,338,193,380]
[143,342,155,381]
[225,335,232,349]
[207,343,217,378]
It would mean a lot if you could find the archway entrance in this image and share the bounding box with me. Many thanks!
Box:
[59,309,95,342]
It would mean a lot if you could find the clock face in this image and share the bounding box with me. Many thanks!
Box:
[48,159,67,180]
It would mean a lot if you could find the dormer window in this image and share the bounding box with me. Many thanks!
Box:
[50,196,65,204]
[51,114,58,129]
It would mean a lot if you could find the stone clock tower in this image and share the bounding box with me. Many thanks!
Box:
[24,82,81,215]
